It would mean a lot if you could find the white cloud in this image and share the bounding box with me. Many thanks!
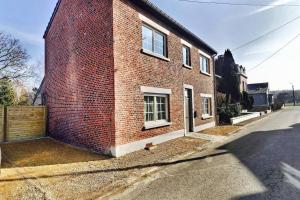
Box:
[245,0,296,17]
[0,24,43,46]
[222,0,296,22]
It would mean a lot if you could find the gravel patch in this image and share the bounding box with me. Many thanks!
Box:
[0,137,207,200]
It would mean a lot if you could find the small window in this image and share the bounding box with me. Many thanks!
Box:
[201,97,212,117]
[144,94,169,125]
[182,45,191,66]
[200,55,210,74]
[142,24,167,57]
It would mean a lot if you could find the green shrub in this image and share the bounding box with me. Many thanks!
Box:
[218,103,241,124]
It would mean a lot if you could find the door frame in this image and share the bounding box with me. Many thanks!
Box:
[183,84,195,135]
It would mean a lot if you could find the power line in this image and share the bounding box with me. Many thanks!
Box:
[178,0,300,7]
[232,15,300,51]
[248,33,300,72]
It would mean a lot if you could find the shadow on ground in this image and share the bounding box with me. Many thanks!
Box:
[216,123,300,200]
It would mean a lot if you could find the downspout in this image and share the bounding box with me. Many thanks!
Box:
[212,53,218,125]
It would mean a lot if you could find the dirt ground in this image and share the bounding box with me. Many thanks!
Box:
[1,138,108,168]
[201,125,240,136]
[0,137,207,200]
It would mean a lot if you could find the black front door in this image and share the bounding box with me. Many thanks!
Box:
[184,88,193,133]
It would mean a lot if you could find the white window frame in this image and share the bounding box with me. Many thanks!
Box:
[139,14,170,35]
[144,93,170,129]
[182,45,192,68]
[201,94,213,119]
[141,23,168,59]
[200,54,210,75]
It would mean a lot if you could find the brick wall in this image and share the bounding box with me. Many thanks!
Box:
[45,0,216,154]
[44,0,115,154]
[113,0,215,146]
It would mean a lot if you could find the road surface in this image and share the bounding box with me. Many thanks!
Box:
[112,107,300,200]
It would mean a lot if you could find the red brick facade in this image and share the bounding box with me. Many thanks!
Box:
[44,0,217,156]
[44,0,115,154]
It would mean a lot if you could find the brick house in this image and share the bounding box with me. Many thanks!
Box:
[44,0,218,157]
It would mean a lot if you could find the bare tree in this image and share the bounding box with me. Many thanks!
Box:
[0,32,33,80]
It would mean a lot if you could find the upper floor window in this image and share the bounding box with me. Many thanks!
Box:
[200,55,210,74]
[182,45,191,67]
[142,24,167,57]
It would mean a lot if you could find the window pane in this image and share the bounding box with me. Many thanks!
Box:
[157,96,167,120]
[202,98,211,115]
[200,56,209,73]
[154,32,165,56]
[183,47,187,65]
[142,26,153,51]
[183,46,191,66]
[144,96,154,122]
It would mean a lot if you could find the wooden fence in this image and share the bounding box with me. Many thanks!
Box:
[0,106,46,143]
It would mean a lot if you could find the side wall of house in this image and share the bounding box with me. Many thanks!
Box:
[45,0,115,154]
[112,0,215,156]
[240,75,248,93]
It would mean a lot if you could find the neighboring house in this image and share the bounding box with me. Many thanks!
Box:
[215,54,248,94]
[248,82,272,109]
[43,0,217,157]
[237,65,247,93]
[33,78,45,106]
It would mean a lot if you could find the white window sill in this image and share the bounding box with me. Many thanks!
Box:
[202,115,213,120]
[144,122,172,130]
[200,71,212,77]
[141,49,170,62]
[183,64,192,69]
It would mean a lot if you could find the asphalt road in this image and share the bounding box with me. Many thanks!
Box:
[112,107,300,200]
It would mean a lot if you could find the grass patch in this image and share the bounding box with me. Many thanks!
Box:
[1,138,108,168]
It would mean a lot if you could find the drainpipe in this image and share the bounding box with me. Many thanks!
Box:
[212,54,218,125]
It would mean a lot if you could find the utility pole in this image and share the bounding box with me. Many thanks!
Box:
[292,84,296,106]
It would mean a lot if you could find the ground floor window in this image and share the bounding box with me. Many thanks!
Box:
[201,97,212,118]
[144,94,169,125]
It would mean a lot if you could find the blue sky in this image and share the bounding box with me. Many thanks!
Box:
[0,0,300,90]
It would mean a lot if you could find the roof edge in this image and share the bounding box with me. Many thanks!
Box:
[43,0,61,39]
[43,0,217,55]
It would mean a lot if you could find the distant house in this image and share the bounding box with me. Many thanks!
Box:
[33,78,45,106]
[248,82,273,109]
[215,54,247,94]
[237,65,247,93]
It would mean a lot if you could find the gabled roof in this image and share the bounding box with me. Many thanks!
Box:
[248,82,269,94]
[43,0,217,55]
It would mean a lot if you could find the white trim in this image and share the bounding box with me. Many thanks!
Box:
[194,122,216,133]
[200,71,212,77]
[141,86,172,95]
[215,74,222,79]
[139,13,170,35]
[183,84,193,90]
[144,122,172,130]
[199,49,211,59]
[141,49,170,62]
[201,93,213,98]
[202,114,213,120]
[183,64,192,69]
[183,84,195,135]
[181,39,192,48]
[111,129,185,157]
